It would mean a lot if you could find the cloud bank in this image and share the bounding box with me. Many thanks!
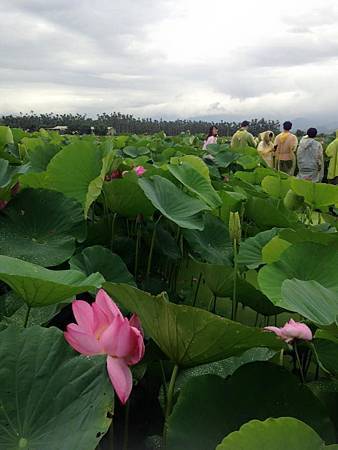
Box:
[1,0,338,124]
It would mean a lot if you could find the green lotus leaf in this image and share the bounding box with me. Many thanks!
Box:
[258,242,338,324]
[238,228,281,269]
[0,256,104,307]
[69,245,135,286]
[291,178,338,209]
[123,145,150,158]
[0,189,85,266]
[216,418,338,450]
[245,197,297,229]
[138,176,208,230]
[262,236,291,264]
[0,326,113,450]
[280,279,338,326]
[104,283,284,368]
[103,177,155,218]
[183,214,232,264]
[262,175,291,199]
[168,162,222,208]
[167,362,335,450]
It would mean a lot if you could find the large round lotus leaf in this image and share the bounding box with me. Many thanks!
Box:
[22,141,114,217]
[215,190,247,224]
[258,242,338,323]
[104,283,284,367]
[123,145,150,158]
[261,236,291,264]
[103,177,155,218]
[138,176,208,230]
[69,245,135,286]
[281,279,338,326]
[291,178,338,208]
[0,189,85,266]
[261,175,291,199]
[183,215,232,265]
[168,162,222,209]
[201,262,234,297]
[309,380,338,442]
[0,126,14,150]
[0,256,104,307]
[170,155,210,180]
[166,362,335,450]
[279,228,338,246]
[314,339,338,376]
[29,143,61,172]
[47,142,113,217]
[238,228,281,269]
[216,418,338,450]
[245,197,297,229]
[0,326,113,450]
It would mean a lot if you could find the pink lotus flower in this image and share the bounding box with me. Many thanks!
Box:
[0,200,8,210]
[111,170,122,179]
[264,319,312,344]
[64,289,144,404]
[134,166,146,177]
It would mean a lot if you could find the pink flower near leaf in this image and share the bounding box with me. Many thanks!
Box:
[64,289,144,404]
[134,166,146,176]
[264,319,312,344]
[0,200,8,210]
[111,170,122,179]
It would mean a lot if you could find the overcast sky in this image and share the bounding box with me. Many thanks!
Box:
[1,0,338,123]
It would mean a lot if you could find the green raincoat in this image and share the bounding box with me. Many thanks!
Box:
[325,131,338,180]
[231,128,256,150]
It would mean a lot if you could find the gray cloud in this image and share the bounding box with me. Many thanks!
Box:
[1,0,338,124]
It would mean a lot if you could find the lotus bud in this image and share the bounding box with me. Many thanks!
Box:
[229,211,241,243]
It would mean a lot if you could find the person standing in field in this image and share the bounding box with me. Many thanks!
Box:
[231,120,256,150]
[257,131,275,167]
[274,121,298,174]
[325,130,338,185]
[203,126,218,150]
[297,128,323,182]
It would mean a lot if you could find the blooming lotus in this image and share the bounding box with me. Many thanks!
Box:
[264,319,312,344]
[64,289,144,404]
[134,166,146,176]
[0,200,8,210]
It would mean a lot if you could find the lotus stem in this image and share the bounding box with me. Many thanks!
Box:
[110,213,118,250]
[134,221,141,278]
[294,341,305,383]
[163,364,179,447]
[24,306,31,328]
[160,361,168,406]
[192,273,202,307]
[232,238,238,321]
[279,349,284,367]
[122,399,130,450]
[146,216,161,278]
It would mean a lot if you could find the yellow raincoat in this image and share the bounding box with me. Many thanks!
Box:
[326,131,338,180]
[231,128,256,150]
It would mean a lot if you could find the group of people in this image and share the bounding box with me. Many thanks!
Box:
[203,120,338,184]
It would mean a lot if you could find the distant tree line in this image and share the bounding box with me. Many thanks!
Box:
[0,112,281,136]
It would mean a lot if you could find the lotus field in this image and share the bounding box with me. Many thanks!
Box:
[1,125,338,450]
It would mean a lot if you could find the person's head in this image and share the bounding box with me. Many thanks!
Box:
[241,120,250,129]
[283,121,292,131]
[307,127,317,138]
[208,126,218,137]
[263,131,274,144]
